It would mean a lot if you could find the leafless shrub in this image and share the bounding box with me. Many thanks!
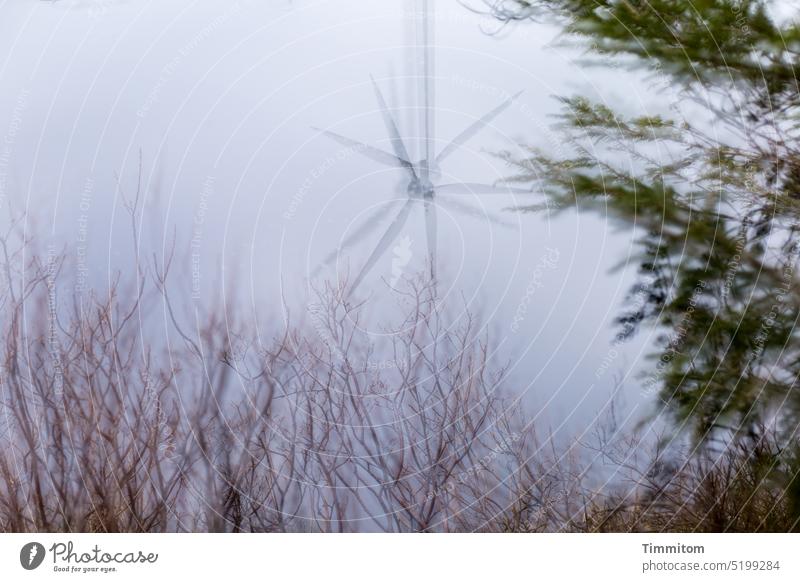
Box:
[575,424,800,533]
[0,213,548,532]
[0,212,797,532]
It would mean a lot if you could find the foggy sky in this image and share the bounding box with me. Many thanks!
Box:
[0,0,672,441]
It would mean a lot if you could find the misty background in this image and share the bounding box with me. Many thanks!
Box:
[0,0,673,443]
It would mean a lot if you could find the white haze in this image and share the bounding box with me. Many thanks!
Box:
[0,0,674,442]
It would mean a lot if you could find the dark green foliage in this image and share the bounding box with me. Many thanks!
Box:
[495,0,800,520]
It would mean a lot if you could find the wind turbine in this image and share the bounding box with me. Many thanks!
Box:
[313,0,530,291]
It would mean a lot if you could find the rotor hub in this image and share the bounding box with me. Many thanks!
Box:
[408,176,435,199]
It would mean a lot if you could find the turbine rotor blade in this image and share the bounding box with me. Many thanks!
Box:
[312,202,400,277]
[313,127,410,171]
[369,75,417,180]
[351,199,416,292]
[438,198,517,229]
[419,1,435,181]
[436,182,533,195]
[435,90,523,164]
